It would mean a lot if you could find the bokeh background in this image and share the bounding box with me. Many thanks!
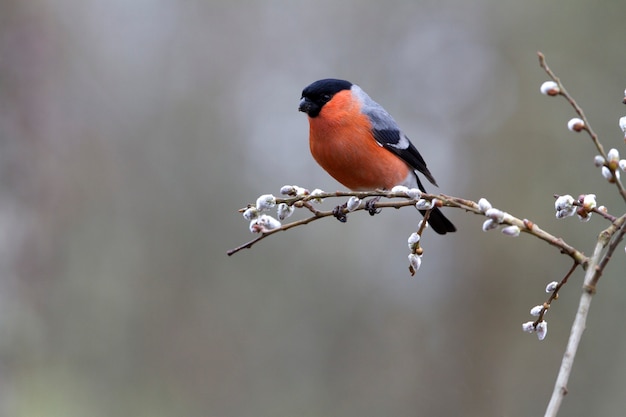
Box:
[1,0,626,416]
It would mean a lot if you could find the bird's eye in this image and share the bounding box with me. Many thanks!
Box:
[321,94,331,102]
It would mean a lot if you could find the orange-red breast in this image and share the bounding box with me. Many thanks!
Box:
[299,78,456,234]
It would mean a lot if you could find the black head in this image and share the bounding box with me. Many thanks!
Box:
[299,78,353,117]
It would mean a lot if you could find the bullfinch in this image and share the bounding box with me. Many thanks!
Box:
[298,78,456,234]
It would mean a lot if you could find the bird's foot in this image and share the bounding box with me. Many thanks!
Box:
[365,196,382,216]
[333,203,348,223]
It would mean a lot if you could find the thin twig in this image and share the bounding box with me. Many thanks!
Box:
[535,261,580,325]
[538,52,603,156]
[440,195,588,265]
[538,51,626,202]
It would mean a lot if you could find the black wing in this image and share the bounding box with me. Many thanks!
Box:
[372,128,438,187]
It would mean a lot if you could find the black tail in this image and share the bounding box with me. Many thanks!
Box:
[414,174,456,235]
[419,207,456,234]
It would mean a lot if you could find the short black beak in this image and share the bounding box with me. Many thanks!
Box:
[298,97,309,113]
[299,97,321,117]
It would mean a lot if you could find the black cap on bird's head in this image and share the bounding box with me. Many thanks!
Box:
[299,78,353,117]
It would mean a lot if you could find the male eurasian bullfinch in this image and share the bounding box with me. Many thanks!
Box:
[298,78,456,234]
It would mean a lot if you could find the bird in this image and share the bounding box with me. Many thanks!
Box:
[298,78,456,234]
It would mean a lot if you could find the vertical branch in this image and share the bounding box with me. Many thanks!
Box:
[543,236,604,417]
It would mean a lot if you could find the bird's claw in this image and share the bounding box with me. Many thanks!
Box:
[365,197,382,216]
[333,204,348,222]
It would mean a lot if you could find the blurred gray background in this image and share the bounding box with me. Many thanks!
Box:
[1,0,626,416]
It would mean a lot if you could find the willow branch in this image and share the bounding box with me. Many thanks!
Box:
[541,211,626,417]
[228,190,588,267]
[441,195,587,265]
[538,51,626,202]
